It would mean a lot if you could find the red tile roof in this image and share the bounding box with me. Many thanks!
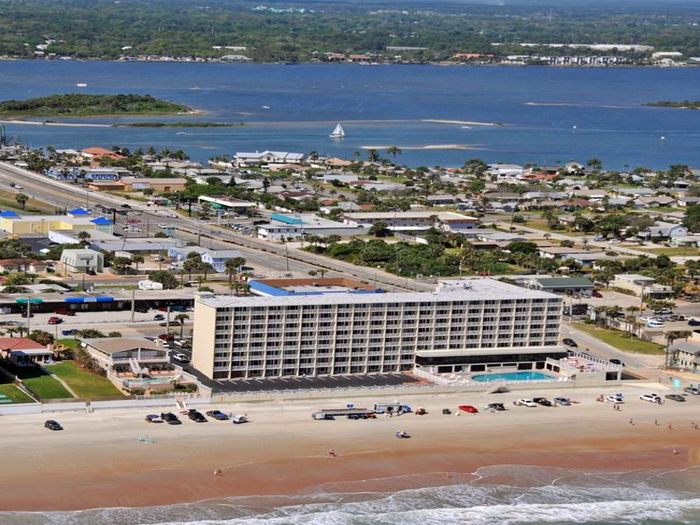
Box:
[0,338,46,351]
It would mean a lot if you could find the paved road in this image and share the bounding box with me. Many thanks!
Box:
[0,162,431,291]
[561,322,664,370]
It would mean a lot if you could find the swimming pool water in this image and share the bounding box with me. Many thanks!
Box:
[471,371,554,382]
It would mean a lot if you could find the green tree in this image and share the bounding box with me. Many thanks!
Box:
[149,270,179,289]
[225,256,246,287]
[386,146,401,160]
[174,313,189,338]
[369,222,392,238]
[15,193,29,210]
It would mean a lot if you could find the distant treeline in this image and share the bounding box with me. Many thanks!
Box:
[645,100,700,110]
[0,94,190,116]
[0,0,699,62]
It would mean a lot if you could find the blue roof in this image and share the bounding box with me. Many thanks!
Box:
[0,210,20,218]
[90,217,113,225]
[68,208,90,215]
[271,213,304,225]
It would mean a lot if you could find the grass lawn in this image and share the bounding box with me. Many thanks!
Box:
[0,383,35,404]
[573,323,665,355]
[637,246,700,257]
[46,361,123,400]
[20,371,73,399]
[0,189,57,214]
[56,338,80,350]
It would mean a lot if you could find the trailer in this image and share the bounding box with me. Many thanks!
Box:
[312,408,372,420]
[373,403,412,415]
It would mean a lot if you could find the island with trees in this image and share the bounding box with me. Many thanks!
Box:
[645,101,700,110]
[0,94,191,117]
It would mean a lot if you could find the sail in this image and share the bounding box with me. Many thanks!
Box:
[330,123,345,137]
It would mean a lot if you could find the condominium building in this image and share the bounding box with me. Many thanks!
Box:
[191,279,564,380]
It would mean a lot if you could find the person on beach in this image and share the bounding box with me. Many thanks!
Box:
[328,449,337,458]
[668,423,673,431]
[673,448,679,455]
[214,468,223,477]
[629,418,634,425]
[655,419,659,426]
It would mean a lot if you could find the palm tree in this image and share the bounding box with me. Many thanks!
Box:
[174,313,189,339]
[77,230,91,247]
[367,149,380,163]
[15,193,29,210]
[225,256,246,289]
[132,254,145,272]
[386,146,402,160]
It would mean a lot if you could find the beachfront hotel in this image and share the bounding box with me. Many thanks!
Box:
[191,278,565,380]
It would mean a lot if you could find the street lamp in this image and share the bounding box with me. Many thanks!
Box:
[16,297,43,334]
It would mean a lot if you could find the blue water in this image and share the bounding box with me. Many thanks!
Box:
[471,371,554,382]
[1,465,698,524]
[1,61,699,168]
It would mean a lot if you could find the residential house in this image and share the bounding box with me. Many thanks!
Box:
[0,337,53,366]
[120,177,188,193]
[635,196,676,209]
[234,151,305,168]
[200,249,245,273]
[640,221,688,240]
[670,340,699,371]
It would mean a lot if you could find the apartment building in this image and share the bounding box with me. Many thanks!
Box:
[191,279,564,380]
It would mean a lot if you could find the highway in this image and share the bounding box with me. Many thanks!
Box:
[0,161,433,291]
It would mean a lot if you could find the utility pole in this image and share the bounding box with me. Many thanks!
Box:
[130,288,135,322]
[285,243,290,273]
[165,306,171,334]
[26,300,31,334]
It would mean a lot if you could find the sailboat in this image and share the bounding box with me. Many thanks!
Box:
[329,123,345,139]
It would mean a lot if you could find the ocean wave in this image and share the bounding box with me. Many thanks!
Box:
[5,466,700,525]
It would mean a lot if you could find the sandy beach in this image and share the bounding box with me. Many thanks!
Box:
[0,383,698,512]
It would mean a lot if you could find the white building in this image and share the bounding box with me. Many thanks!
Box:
[342,211,479,233]
[191,279,564,380]
[60,249,104,273]
[234,151,305,167]
[257,213,362,241]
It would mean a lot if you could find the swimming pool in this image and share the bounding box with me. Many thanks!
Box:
[471,371,554,382]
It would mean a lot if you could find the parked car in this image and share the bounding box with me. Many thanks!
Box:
[592,291,603,298]
[231,415,248,424]
[606,393,625,404]
[609,359,624,366]
[683,386,700,395]
[187,409,207,423]
[664,394,686,403]
[47,316,63,325]
[54,309,76,316]
[61,329,79,336]
[553,397,572,406]
[646,320,665,328]
[639,393,662,404]
[160,412,181,425]
[562,338,578,347]
[312,412,335,420]
[206,410,229,420]
[145,414,163,423]
[172,353,190,363]
[486,403,506,411]
[158,333,175,341]
[153,314,165,321]
[458,404,479,414]
[515,399,537,408]
[533,397,553,407]
[44,420,63,431]
[348,413,376,420]
[20,312,34,318]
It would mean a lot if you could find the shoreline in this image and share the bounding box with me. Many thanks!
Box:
[1,57,699,69]
[0,385,698,512]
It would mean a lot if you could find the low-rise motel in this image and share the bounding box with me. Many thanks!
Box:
[191,278,565,380]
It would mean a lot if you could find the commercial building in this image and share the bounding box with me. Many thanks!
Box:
[612,274,673,299]
[256,213,362,241]
[191,278,564,380]
[342,211,479,233]
[60,248,104,273]
[249,277,382,297]
[0,212,113,236]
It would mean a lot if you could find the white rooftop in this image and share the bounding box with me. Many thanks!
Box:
[199,278,560,308]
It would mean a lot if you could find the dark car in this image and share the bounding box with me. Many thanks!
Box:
[160,412,181,425]
[48,316,63,325]
[206,410,229,420]
[689,319,700,326]
[145,414,163,423]
[348,413,377,420]
[158,333,175,341]
[533,397,553,407]
[62,329,79,336]
[592,291,603,298]
[153,314,165,321]
[665,394,686,402]
[20,312,34,318]
[54,309,76,316]
[562,338,578,347]
[44,420,63,431]
[487,403,506,411]
[609,358,625,366]
[187,409,207,423]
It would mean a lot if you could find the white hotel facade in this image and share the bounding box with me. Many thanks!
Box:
[191,279,565,380]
